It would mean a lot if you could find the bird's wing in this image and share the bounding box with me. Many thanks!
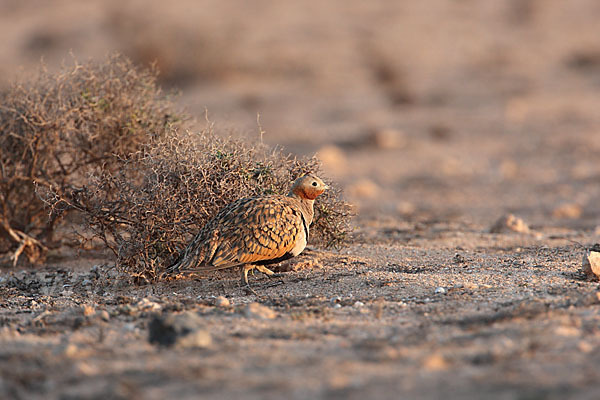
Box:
[207,196,304,267]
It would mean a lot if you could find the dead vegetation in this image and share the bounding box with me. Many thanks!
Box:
[0,54,182,265]
[47,129,353,283]
[0,53,352,277]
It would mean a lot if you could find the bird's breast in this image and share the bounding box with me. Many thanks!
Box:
[290,225,307,256]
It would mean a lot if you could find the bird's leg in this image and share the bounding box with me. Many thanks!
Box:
[241,264,255,284]
[241,265,258,296]
[256,265,285,282]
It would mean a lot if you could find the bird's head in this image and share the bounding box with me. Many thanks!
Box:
[289,174,328,200]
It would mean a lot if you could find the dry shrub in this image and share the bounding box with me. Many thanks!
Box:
[0,54,181,265]
[49,128,353,283]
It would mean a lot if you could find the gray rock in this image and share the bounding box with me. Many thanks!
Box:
[148,311,212,348]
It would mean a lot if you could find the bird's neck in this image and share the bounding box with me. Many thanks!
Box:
[288,192,315,225]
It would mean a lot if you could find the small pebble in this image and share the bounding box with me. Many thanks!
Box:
[353,301,365,308]
[423,353,449,371]
[582,245,600,280]
[63,343,80,358]
[490,214,530,234]
[243,303,277,320]
[215,296,230,307]
[552,203,582,219]
[396,201,416,215]
[97,310,110,322]
[136,298,161,312]
[333,304,342,309]
[81,304,95,316]
[435,287,447,295]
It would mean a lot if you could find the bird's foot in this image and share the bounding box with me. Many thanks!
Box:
[241,265,259,296]
[255,265,277,277]
[243,283,259,296]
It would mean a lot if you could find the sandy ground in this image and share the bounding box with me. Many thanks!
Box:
[2,1,600,399]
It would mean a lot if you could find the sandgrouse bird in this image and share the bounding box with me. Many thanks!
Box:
[164,174,328,292]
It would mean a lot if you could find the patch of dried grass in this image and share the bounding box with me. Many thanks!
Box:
[0,54,181,265]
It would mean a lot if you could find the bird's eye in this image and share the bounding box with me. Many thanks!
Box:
[312,182,318,186]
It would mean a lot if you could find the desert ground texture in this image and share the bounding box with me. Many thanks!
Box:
[2,1,600,399]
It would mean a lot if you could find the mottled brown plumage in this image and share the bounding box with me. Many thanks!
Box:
[165,175,328,291]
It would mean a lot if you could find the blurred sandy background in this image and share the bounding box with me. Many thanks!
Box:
[4,3,600,399]
[2,0,600,227]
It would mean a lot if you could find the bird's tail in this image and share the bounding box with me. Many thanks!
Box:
[160,241,204,279]
[161,232,240,280]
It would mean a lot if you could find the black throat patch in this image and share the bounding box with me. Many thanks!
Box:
[300,213,309,242]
